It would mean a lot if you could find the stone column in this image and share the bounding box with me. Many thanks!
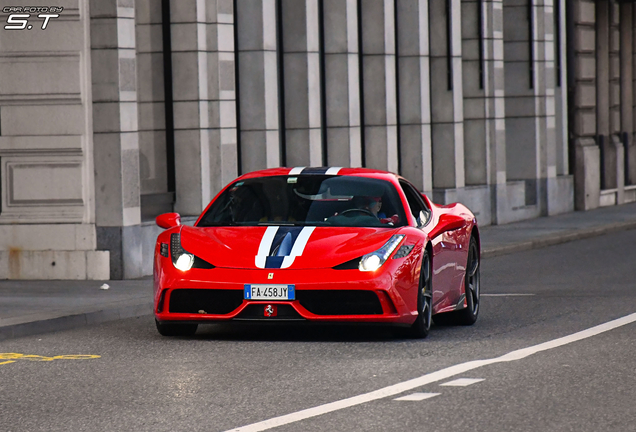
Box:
[135,0,170,220]
[596,0,614,191]
[632,4,636,186]
[503,0,544,215]
[429,0,465,191]
[459,0,504,225]
[170,0,238,216]
[360,0,398,172]
[396,0,432,192]
[620,2,634,189]
[91,0,143,278]
[555,0,568,177]
[609,1,624,204]
[462,0,487,188]
[209,1,239,192]
[323,0,362,167]
[236,0,280,172]
[281,0,323,166]
[537,0,572,215]
[573,0,600,210]
[484,0,511,223]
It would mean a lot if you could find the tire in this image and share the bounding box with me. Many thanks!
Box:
[407,249,433,338]
[433,235,480,326]
[155,319,198,337]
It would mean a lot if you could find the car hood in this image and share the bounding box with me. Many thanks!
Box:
[179,225,400,269]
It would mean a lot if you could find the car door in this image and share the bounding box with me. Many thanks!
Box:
[399,181,454,312]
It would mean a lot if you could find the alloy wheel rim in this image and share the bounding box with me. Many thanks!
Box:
[422,254,432,329]
[466,242,480,315]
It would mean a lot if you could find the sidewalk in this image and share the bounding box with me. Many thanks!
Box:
[2,201,636,341]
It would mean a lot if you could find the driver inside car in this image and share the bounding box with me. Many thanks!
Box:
[330,195,399,226]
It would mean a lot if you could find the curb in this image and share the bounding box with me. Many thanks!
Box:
[0,300,152,342]
[481,220,636,259]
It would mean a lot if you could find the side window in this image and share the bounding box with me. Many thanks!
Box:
[399,181,430,227]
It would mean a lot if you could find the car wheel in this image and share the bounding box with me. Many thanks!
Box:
[457,235,480,324]
[434,236,480,326]
[408,249,432,338]
[155,319,198,337]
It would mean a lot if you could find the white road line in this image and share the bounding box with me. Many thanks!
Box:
[224,312,636,432]
[394,393,440,402]
[482,294,535,297]
[440,378,485,387]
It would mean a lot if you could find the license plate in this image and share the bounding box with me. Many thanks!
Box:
[244,284,295,301]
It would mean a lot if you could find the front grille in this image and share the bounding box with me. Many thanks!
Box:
[297,290,383,315]
[234,304,303,320]
[168,289,243,314]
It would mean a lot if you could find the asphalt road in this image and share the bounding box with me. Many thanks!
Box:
[1,229,636,432]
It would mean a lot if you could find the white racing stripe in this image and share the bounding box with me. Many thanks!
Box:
[281,227,316,269]
[325,167,342,175]
[255,226,279,269]
[224,312,636,432]
[289,167,306,175]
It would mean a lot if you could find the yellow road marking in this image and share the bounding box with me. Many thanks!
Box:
[0,353,100,365]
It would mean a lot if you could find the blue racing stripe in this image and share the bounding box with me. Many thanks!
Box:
[299,167,330,175]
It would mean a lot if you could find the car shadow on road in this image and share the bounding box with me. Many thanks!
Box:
[169,322,469,343]
[185,322,409,342]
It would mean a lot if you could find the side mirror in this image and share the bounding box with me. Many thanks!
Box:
[156,212,181,229]
[428,213,465,239]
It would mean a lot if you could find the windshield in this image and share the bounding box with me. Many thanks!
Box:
[197,175,407,228]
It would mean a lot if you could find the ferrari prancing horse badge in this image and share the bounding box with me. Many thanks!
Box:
[264,304,277,317]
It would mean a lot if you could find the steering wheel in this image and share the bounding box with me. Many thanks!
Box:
[339,208,376,218]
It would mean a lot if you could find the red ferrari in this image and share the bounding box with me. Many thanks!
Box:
[153,167,480,338]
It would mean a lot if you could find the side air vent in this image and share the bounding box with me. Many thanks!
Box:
[393,245,414,259]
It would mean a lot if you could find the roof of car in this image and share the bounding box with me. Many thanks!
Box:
[237,167,397,181]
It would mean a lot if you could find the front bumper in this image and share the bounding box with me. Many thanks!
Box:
[154,266,418,325]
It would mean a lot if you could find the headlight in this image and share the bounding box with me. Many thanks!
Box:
[175,253,194,271]
[359,235,404,272]
[170,233,214,271]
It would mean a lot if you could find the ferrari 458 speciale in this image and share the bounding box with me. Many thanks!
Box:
[153,167,480,338]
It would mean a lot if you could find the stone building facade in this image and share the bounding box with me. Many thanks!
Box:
[0,0,631,280]
[569,0,636,210]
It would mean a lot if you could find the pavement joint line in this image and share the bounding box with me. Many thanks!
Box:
[224,312,636,432]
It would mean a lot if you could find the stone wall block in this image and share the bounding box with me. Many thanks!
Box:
[575,137,600,210]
